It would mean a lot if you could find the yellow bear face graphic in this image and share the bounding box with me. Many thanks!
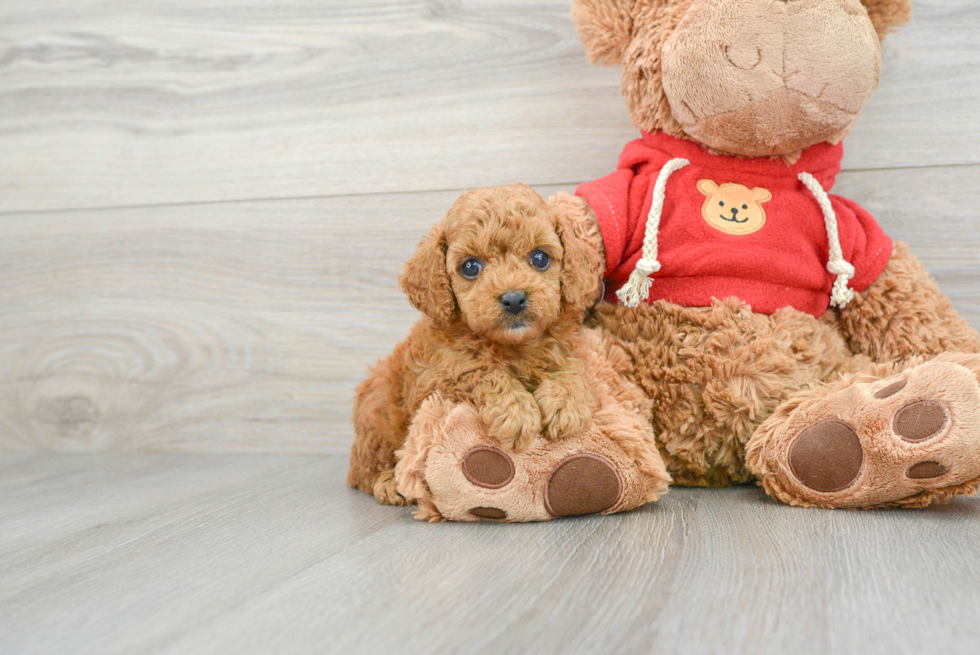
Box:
[696,179,773,236]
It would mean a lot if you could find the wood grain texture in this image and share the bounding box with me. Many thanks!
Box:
[1,168,978,454]
[0,0,978,213]
[0,185,567,453]
[1,454,979,655]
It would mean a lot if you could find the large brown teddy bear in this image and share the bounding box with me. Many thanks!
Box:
[561,0,980,509]
[353,0,980,519]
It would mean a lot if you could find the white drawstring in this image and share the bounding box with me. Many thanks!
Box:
[616,157,690,307]
[798,172,855,308]
[616,163,855,310]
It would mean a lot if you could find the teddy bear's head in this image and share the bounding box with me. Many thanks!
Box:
[572,0,911,157]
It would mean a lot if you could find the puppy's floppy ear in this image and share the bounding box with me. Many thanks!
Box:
[399,224,456,326]
[555,205,605,316]
[571,0,636,66]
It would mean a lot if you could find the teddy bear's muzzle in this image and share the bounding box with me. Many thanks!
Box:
[682,87,865,158]
[660,0,882,157]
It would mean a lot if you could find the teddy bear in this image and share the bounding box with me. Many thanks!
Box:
[559,0,980,509]
[354,0,980,519]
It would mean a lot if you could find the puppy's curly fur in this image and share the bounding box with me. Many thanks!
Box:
[348,184,606,504]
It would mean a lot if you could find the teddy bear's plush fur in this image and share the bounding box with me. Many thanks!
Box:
[553,0,980,509]
[348,184,670,516]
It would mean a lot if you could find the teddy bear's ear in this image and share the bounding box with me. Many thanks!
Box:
[399,224,456,327]
[751,187,773,203]
[860,0,912,41]
[696,179,719,197]
[571,0,637,65]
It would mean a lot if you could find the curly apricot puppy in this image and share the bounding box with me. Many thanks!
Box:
[348,184,606,505]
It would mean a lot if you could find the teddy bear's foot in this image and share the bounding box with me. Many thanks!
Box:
[747,353,980,509]
[394,394,669,522]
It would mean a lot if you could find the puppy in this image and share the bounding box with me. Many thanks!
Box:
[348,184,605,505]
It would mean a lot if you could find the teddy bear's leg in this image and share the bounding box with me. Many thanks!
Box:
[393,393,670,522]
[746,352,980,509]
[835,241,980,361]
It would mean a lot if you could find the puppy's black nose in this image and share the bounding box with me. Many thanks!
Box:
[500,290,528,315]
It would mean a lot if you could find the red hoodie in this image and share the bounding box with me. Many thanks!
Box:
[575,131,893,317]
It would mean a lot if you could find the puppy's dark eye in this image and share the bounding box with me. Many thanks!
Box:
[529,249,550,271]
[460,258,483,280]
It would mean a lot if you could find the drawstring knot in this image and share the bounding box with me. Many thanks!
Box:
[616,157,689,307]
[827,259,856,307]
[798,171,856,309]
[634,258,661,277]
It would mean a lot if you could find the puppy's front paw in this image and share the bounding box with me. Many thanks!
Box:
[543,404,593,441]
[373,469,410,506]
[481,396,542,452]
[536,378,595,441]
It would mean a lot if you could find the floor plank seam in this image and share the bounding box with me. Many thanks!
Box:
[5,162,980,218]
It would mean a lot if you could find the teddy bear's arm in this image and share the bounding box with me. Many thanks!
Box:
[835,241,980,361]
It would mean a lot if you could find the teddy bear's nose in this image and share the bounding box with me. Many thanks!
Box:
[500,290,528,315]
[731,207,739,215]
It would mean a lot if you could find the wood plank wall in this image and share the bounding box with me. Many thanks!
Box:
[1,0,978,453]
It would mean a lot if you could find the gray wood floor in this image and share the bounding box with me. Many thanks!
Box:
[2,454,980,655]
[1,0,980,454]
